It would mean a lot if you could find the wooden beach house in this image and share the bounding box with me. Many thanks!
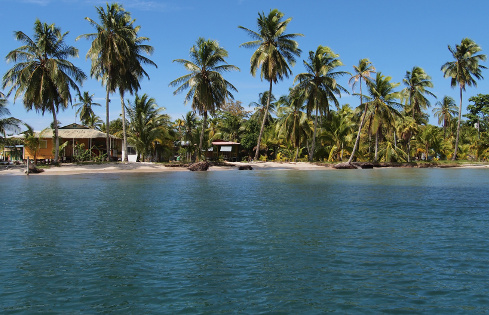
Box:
[20,123,122,162]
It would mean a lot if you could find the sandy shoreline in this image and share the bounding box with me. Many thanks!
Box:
[1,161,488,176]
[0,161,330,176]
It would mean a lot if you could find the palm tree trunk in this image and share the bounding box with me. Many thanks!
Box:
[452,87,463,160]
[254,80,273,161]
[198,111,208,162]
[374,129,379,162]
[120,90,128,162]
[52,108,59,163]
[105,84,111,162]
[407,140,411,162]
[348,81,366,164]
[294,146,299,162]
[310,106,318,161]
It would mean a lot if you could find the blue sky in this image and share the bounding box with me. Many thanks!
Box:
[1,0,489,131]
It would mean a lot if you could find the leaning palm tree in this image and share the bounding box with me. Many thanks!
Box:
[77,2,136,161]
[73,91,101,126]
[239,9,303,161]
[170,37,239,161]
[441,38,486,160]
[433,96,458,139]
[294,46,349,161]
[401,66,436,161]
[347,58,376,163]
[3,19,86,162]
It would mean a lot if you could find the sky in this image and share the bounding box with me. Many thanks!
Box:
[1,0,489,132]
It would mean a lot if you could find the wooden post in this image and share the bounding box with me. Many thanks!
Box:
[26,158,29,176]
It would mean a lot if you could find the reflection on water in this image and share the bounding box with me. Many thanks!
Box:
[1,168,489,313]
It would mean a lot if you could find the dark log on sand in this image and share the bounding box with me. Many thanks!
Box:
[25,163,44,174]
[188,161,210,171]
[333,162,358,169]
[238,165,253,170]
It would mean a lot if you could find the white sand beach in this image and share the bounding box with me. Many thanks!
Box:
[0,161,331,176]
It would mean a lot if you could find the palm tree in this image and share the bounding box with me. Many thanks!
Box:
[77,3,136,161]
[364,72,403,162]
[441,38,487,160]
[294,46,349,161]
[319,105,355,161]
[170,37,239,161]
[249,91,276,126]
[347,58,376,163]
[125,93,167,161]
[116,22,157,162]
[275,89,311,161]
[433,96,458,139]
[86,113,104,130]
[402,66,436,121]
[239,9,303,161]
[401,66,436,161]
[0,96,22,139]
[3,19,86,163]
[73,91,101,126]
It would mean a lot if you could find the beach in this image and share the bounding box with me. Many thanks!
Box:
[0,161,330,176]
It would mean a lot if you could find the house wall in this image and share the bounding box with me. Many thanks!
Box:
[24,139,54,160]
[24,138,122,161]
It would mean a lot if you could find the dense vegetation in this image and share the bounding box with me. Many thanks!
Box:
[1,4,489,163]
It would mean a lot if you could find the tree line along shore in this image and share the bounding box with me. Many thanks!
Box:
[1,4,489,166]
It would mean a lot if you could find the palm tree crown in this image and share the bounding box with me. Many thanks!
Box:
[433,96,458,138]
[402,66,436,121]
[73,91,101,126]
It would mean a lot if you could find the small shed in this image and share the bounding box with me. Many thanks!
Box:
[208,140,240,161]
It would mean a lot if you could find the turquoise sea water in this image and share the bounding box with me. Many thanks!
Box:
[1,168,489,313]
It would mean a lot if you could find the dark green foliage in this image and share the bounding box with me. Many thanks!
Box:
[466,94,489,132]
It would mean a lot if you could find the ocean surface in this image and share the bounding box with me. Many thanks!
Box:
[1,168,489,314]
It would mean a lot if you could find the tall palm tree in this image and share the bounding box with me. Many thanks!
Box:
[441,38,486,160]
[3,19,86,162]
[125,93,166,162]
[73,91,101,126]
[364,72,403,162]
[294,46,349,161]
[347,58,376,163]
[433,96,458,139]
[239,9,303,161]
[77,3,136,161]
[170,37,239,161]
[116,23,157,162]
[401,66,436,161]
